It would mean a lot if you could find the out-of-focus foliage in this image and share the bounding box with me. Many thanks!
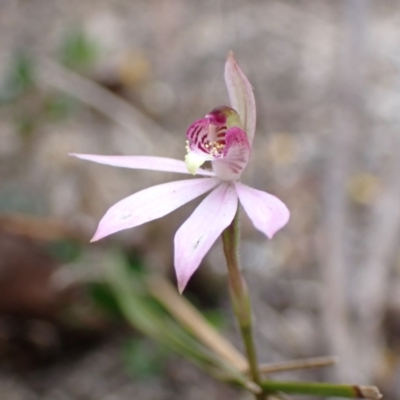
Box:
[0,29,97,138]
[0,52,35,104]
[122,337,170,379]
[88,281,122,318]
[47,240,82,263]
[59,28,99,71]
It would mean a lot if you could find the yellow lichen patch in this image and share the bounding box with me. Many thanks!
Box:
[118,50,151,86]
[267,133,298,165]
[347,173,381,205]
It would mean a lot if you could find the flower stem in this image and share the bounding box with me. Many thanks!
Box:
[222,211,263,399]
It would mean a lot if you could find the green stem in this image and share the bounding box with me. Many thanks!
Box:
[260,381,382,399]
[222,211,263,399]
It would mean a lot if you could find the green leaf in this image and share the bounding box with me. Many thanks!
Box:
[88,282,121,318]
[59,28,99,71]
[47,240,82,263]
[122,338,170,379]
[0,51,36,104]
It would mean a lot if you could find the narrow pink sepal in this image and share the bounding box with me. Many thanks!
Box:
[212,127,251,181]
[174,182,238,294]
[91,178,220,241]
[224,51,256,145]
[235,182,290,239]
[70,154,215,177]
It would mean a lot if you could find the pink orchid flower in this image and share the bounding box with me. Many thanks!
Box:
[71,52,290,293]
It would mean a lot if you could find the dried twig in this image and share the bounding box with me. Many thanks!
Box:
[146,275,248,372]
[261,381,382,399]
[257,356,338,375]
[0,213,89,242]
[319,0,368,381]
[355,132,400,379]
[36,57,176,155]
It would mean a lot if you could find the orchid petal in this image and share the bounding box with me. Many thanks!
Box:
[92,178,220,241]
[212,127,251,181]
[235,182,289,238]
[224,51,256,145]
[174,182,238,293]
[70,154,215,176]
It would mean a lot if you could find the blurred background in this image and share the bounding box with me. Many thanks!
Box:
[0,0,400,399]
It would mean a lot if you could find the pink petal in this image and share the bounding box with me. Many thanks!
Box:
[92,178,220,241]
[212,127,251,181]
[70,154,215,176]
[235,182,290,239]
[224,51,256,145]
[174,182,238,293]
